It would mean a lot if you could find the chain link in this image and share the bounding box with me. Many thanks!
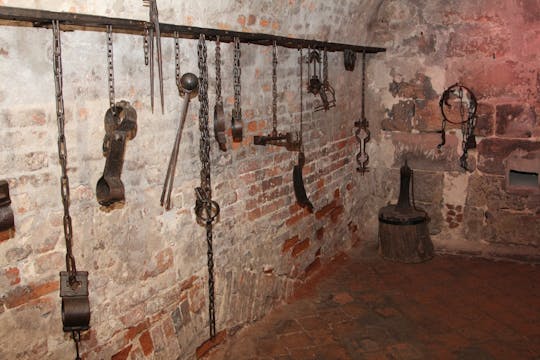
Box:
[323,48,328,85]
[215,36,222,103]
[197,34,217,339]
[53,20,78,280]
[233,36,241,121]
[53,20,83,360]
[143,27,149,66]
[272,41,278,134]
[174,31,181,88]
[107,25,115,115]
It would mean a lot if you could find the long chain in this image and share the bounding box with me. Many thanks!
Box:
[299,48,303,150]
[356,51,370,174]
[197,34,216,339]
[233,37,241,120]
[53,20,77,281]
[107,25,115,115]
[143,27,149,66]
[272,41,278,134]
[215,36,222,103]
[323,48,328,85]
[174,31,181,88]
[53,20,83,360]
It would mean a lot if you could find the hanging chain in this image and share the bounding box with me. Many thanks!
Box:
[272,41,278,135]
[355,51,370,174]
[107,25,115,115]
[323,48,329,85]
[215,36,222,104]
[53,20,77,281]
[299,48,303,150]
[196,34,219,339]
[174,31,181,88]
[53,20,83,360]
[143,27,149,66]
[233,36,241,121]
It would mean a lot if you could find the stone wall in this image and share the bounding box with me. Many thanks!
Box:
[365,0,540,259]
[0,1,372,359]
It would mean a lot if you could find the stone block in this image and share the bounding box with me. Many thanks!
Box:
[391,132,463,172]
[382,100,415,131]
[495,104,538,138]
[389,73,437,100]
[411,171,444,204]
[475,103,495,136]
[477,138,540,175]
[414,99,442,132]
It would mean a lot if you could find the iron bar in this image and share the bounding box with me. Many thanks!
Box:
[0,6,386,53]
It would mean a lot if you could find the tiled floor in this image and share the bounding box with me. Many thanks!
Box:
[206,244,540,360]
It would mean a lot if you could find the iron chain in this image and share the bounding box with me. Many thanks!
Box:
[323,48,329,85]
[143,27,149,66]
[197,34,218,339]
[299,48,303,150]
[356,50,370,174]
[107,25,115,115]
[215,36,222,104]
[53,20,83,360]
[174,31,181,88]
[272,41,278,134]
[233,37,242,122]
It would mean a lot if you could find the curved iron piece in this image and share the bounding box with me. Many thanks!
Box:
[293,152,314,212]
[60,271,90,332]
[96,101,137,206]
[214,101,226,151]
[0,180,14,234]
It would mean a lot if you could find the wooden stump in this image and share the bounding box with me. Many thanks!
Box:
[378,205,433,263]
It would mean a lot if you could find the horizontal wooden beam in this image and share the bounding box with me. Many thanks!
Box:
[0,6,386,54]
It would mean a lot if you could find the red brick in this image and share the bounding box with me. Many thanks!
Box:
[247,208,261,221]
[125,319,150,342]
[237,15,246,27]
[180,275,198,291]
[292,239,310,258]
[196,329,227,358]
[141,247,173,280]
[316,227,325,240]
[315,200,337,220]
[304,258,321,278]
[282,235,300,253]
[111,344,132,360]
[285,210,309,227]
[2,267,20,285]
[247,14,257,25]
[4,280,58,309]
[139,330,154,356]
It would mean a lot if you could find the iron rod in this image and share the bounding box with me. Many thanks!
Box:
[0,6,386,53]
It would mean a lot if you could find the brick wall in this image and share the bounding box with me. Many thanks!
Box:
[366,0,540,260]
[0,1,368,359]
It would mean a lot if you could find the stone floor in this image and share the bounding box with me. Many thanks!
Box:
[205,244,540,360]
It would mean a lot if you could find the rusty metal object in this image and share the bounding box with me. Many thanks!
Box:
[293,152,314,212]
[60,271,90,332]
[143,0,164,113]
[0,180,14,233]
[438,83,477,171]
[307,49,335,112]
[355,51,370,174]
[344,49,356,71]
[231,37,243,143]
[214,36,227,151]
[253,131,300,151]
[161,73,199,210]
[96,101,137,206]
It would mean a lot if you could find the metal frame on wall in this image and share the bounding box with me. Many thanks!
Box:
[0,6,386,53]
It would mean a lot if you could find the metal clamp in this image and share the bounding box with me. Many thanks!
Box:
[293,152,314,212]
[0,180,14,233]
[96,101,137,206]
[60,271,90,332]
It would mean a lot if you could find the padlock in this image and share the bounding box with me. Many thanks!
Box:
[60,271,90,332]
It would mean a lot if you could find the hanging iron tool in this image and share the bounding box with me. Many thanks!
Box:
[437,83,477,171]
[214,36,227,151]
[96,27,138,207]
[52,20,90,360]
[253,41,300,151]
[307,48,336,112]
[160,72,199,210]
[143,0,164,113]
[195,34,221,339]
[343,49,356,71]
[231,37,243,143]
[293,48,314,212]
[355,51,370,174]
[0,180,14,234]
